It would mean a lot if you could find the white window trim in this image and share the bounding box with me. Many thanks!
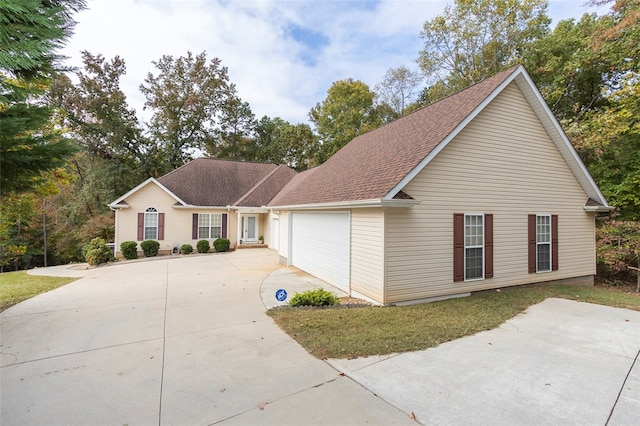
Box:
[464,213,484,281]
[536,214,552,273]
[198,213,222,240]
[144,207,158,240]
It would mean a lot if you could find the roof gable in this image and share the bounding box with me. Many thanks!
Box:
[269,67,519,207]
[109,177,187,208]
[269,65,611,209]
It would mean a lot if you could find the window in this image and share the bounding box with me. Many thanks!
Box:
[465,214,484,280]
[536,215,551,272]
[198,213,222,239]
[454,213,493,282]
[528,214,558,273]
[144,207,158,240]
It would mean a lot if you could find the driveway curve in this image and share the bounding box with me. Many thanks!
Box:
[1,249,412,425]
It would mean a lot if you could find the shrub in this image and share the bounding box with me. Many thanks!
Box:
[289,288,340,307]
[120,241,138,260]
[196,239,210,253]
[180,244,193,255]
[213,238,230,252]
[140,240,160,257]
[83,237,112,266]
[596,221,640,290]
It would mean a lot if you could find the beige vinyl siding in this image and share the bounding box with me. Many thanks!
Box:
[114,183,177,255]
[350,209,385,303]
[114,182,238,255]
[385,82,595,303]
[278,211,290,262]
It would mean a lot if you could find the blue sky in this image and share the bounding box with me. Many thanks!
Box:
[61,0,610,125]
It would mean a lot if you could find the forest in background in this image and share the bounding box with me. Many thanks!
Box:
[1,0,638,281]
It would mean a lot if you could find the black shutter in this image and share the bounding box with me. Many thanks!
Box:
[192,214,198,239]
[528,214,536,273]
[484,214,493,279]
[137,213,144,241]
[552,215,559,271]
[158,213,165,240]
[453,214,464,282]
[222,213,228,238]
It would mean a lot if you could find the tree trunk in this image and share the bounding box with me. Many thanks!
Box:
[629,264,640,293]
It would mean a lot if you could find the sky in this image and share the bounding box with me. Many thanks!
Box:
[60,0,611,125]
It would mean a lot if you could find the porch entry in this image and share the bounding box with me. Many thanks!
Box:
[242,215,258,243]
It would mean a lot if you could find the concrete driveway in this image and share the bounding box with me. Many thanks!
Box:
[1,249,639,425]
[1,249,412,425]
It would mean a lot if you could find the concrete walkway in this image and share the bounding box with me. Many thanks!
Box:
[1,249,412,425]
[2,249,640,425]
[327,298,640,425]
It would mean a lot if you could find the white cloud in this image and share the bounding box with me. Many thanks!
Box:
[61,0,612,125]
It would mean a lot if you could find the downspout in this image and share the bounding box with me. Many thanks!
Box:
[236,209,242,247]
[109,205,118,257]
[226,205,231,243]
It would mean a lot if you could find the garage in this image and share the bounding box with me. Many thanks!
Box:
[290,212,350,292]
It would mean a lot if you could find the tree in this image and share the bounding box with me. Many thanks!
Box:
[309,79,382,163]
[597,221,640,292]
[50,52,153,202]
[374,66,423,118]
[52,53,146,165]
[418,0,549,101]
[0,0,85,196]
[206,95,257,160]
[566,73,640,220]
[536,0,640,219]
[254,117,319,171]
[523,14,612,122]
[140,51,234,171]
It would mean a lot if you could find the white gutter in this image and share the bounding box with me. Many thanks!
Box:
[584,205,615,213]
[172,205,231,210]
[269,198,421,210]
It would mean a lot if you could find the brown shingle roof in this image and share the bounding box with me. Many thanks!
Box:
[158,158,294,206]
[235,165,297,206]
[269,66,519,207]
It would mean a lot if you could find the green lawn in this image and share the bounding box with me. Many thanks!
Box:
[0,271,79,312]
[268,285,640,359]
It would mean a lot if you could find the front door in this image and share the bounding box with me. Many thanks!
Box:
[243,215,258,242]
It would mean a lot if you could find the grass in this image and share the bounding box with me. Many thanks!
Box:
[0,271,79,312]
[267,285,640,360]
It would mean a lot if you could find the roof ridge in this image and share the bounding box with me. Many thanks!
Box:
[354,65,522,138]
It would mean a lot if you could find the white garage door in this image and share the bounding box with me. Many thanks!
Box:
[291,212,350,292]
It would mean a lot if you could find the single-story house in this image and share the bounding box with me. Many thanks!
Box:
[109,159,296,254]
[110,65,613,305]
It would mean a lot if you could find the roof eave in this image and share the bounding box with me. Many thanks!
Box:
[584,205,615,212]
[270,198,421,210]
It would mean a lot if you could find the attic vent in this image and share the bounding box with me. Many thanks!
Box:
[393,191,414,200]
